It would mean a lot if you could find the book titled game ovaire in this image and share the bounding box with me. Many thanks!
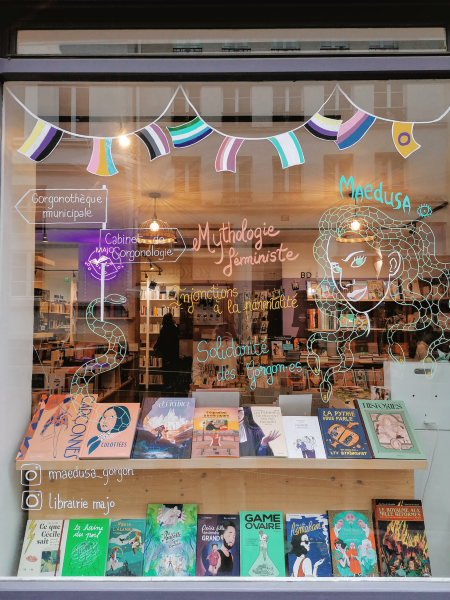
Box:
[317,407,372,459]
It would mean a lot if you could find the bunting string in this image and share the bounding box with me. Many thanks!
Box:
[8,82,450,177]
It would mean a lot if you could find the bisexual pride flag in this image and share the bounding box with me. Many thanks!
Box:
[336,110,376,150]
[167,116,213,148]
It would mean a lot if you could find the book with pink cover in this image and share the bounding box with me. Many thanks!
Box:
[25,396,99,461]
[79,403,140,459]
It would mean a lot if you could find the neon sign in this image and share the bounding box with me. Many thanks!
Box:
[85,248,124,281]
[340,176,411,213]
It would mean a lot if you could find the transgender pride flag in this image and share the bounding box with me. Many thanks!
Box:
[215,137,244,172]
[167,116,213,148]
[336,110,376,150]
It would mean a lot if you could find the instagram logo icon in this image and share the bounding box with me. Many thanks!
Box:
[20,464,43,511]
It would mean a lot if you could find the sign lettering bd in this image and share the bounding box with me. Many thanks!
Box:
[15,188,108,226]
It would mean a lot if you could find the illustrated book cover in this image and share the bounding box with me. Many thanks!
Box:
[328,509,379,577]
[370,386,390,401]
[25,396,98,461]
[354,400,427,460]
[286,514,332,577]
[105,519,146,576]
[17,520,64,576]
[16,394,97,460]
[195,514,240,576]
[240,511,285,577]
[132,397,195,459]
[191,407,239,458]
[79,403,140,459]
[367,280,385,300]
[282,416,327,459]
[317,408,372,459]
[372,499,431,577]
[60,519,109,577]
[143,503,197,576]
[239,406,287,457]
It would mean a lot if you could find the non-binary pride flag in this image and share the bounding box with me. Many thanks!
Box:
[18,120,63,162]
[336,110,376,150]
[269,132,305,169]
[392,122,421,158]
[167,116,213,148]
[305,113,342,141]
[215,136,244,172]
[135,124,170,161]
[87,138,118,176]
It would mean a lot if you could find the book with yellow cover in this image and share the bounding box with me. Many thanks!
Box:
[191,407,239,458]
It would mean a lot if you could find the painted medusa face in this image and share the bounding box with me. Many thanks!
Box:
[326,237,401,314]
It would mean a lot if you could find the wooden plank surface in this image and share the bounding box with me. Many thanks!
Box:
[31,467,416,520]
[17,458,428,471]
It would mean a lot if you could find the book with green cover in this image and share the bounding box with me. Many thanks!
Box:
[106,519,146,576]
[143,504,197,576]
[355,399,427,460]
[240,511,285,577]
[60,519,109,576]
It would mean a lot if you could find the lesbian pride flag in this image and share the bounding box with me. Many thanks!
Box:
[215,137,244,172]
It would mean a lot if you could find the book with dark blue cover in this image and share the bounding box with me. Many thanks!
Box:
[286,514,333,577]
[317,407,372,459]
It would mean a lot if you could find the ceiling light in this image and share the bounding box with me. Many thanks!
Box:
[350,219,361,231]
[137,192,176,246]
[119,135,130,147]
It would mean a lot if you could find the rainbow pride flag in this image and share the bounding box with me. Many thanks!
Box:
[305,113,342,141]
[215,136,244,172]
[87,139,118,176]
[336,110,376,150]
[18,120,63,162]
[167,117,213,148]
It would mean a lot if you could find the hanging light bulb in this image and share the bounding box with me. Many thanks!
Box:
[150,219,160,232]
[119,135,130,147]
[350,219,361,231]
[42,224,48,244]
[137,192,176,245]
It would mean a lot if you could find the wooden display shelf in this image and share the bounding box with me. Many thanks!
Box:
[17,457,428,472]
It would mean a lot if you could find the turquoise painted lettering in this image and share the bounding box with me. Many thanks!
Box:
[364,184,373,199]
[339,175,355,199]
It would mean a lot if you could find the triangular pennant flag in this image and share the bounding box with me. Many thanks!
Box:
[215,137,244,172]
[336,110,376,150]
[392,122,421,158]
[304,113,342,141]
[87,139,118,176]
[135,124,170,161]
[18,120,63,162]
[167,116,213,148]
[269,132,304,169]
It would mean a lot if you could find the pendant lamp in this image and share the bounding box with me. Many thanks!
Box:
[137,192,176,245]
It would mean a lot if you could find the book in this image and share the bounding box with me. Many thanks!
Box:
[78,403,140,459]
[372,499,432,577]
[367,280,385,300]
[271,340,284,357]
[191,407,239,458]
[370,386,390,401]
[60,519,110,576]
[328,509,379,576]
[25,396,98,461]
[239,406,287,457]
[132,397,195,459]
[17,520,64,576]
[282,416,327,459]
[143,504,197,576]
[195,514,240,576]
[286,514,333,577]
[240,511,285,577]
[355,400,427,460]
[317,408,372,459]
[105,519,146,576]
[350,280,369,301]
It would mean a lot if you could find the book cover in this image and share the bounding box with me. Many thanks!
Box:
[286,514,332,577]
[143,504,197,576]
[320,280,337,299]
[105,519,146,576]
[60,519,109,576]
[317,408,372,459]
[239,406,287,457]
[240,511,285,577]
[17,520,64,576]
[132,397,195,459]
[25,396,98,461]
[282,416,327,459]
[195,514,240,576]
[372,499,431,577]
[350,281,369,301]
[191,407,239,458]
[370,386,390,401]
[79,403,140,459]
[328,509,379,577]
[367,280,385,300]
[271,340,284,357]
[355,400,427,460]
